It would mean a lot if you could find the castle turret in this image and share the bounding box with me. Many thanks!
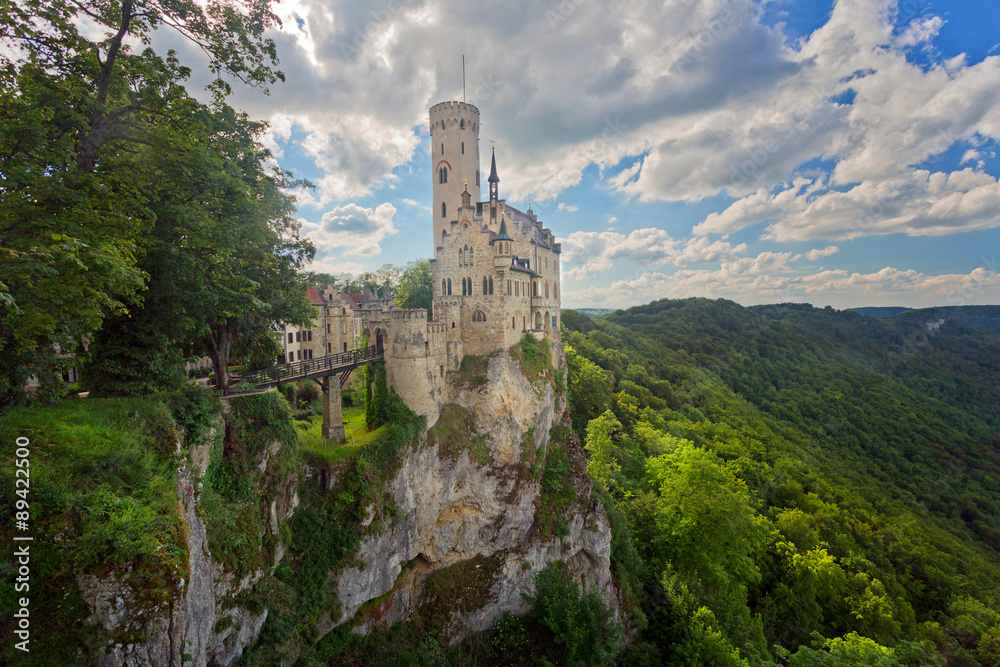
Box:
[429,101,481,249]
[492,215,512,269]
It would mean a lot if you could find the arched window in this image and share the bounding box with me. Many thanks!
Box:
[442,202,447,218]
[458,248,463,266]
[461,278,466,296]
[469,247,474,265]
[460,119,465,129]
[483,277,488,294]
[545,281,549,298]
[535,312,541,329]
[461,142,465,154]
[441,120,445,130]
[447,278,452,295]
[489,277,494,294]
[473,310,486,322]
[533,281,539,296]
[512,316,516,329]
[442,279,447,294]
[507,280,511,295]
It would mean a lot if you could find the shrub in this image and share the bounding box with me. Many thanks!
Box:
[525,563,622,666]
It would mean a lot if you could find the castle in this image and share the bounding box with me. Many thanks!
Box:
[283,101,562,436]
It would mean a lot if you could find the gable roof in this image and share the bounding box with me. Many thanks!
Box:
[307,286,326,306]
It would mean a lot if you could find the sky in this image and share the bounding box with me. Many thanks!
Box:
[159,0,1000,310]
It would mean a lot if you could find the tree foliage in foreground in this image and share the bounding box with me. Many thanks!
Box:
[0,0,314,400]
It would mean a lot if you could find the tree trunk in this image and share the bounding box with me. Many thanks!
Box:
[203,320,233,391]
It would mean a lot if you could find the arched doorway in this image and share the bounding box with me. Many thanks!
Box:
[374,328,384,352]
[534,312,542,330]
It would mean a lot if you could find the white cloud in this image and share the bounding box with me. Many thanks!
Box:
[557,202,579,212]
[561,229,750,280]
[300,202,397,256]
[806,245,840,260]
[566,265,1000,310]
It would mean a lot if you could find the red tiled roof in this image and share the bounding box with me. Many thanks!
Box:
[307,286,326,306]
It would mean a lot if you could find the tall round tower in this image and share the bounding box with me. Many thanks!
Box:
[429,101,481,249]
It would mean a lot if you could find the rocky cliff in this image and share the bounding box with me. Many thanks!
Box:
[74,340,618,665]
[334,345,617,641]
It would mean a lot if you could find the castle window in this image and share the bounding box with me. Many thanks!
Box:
[483,277,488,294]
[460,119,465,129]
[512,317,516,329]
[442,202,447,218]
[489,277,494,294]
[470,247,474,265]
[288,333,293,344]
[327,324,331,333]
[328,343,332,353]
[447,278,452,295]
[515,282,518,296]
[545,281,549,299]
[452,322,456,328]
[476,170,480,186]
[440,143,444,155]
[442,279,447,294]
[342,307,346,315]
[461,142,465,154]
[507,280,511,295]
[344,342,348,352]
[552,315,558,328]
[308,330,313,341]
[439,166,448,184]
[296,331,300,342]
[473,310,486,322]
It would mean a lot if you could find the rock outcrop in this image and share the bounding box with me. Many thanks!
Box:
[80,416,298,667]
[332,345,617,641]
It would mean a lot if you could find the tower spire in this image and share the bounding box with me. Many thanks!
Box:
[488,146,500,224]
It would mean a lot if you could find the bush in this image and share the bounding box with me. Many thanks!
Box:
[525,563,622,666]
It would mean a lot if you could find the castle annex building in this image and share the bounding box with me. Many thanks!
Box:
[283,101,562,432]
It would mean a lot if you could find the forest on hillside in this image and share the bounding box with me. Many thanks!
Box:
[562,299,1000,666]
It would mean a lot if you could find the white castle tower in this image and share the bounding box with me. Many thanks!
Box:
[429,101,481,247]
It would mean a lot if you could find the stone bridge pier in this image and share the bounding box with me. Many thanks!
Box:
[319,376,346,442]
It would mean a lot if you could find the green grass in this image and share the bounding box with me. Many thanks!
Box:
[296,406,384,464]
[0,394,207,665]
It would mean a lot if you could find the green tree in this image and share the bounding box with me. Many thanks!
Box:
[1,0,287,403]
[394,259,433,316]
[565,343,613,434]
[585,410,625,496]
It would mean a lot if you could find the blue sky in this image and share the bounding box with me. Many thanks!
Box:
[167,0,1000,309]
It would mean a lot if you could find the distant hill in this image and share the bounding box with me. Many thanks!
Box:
[561,297,1000,664]
[849,306,912,318]
[574,308,616,317]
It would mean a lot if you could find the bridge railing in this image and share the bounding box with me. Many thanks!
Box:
[230,345,382,392]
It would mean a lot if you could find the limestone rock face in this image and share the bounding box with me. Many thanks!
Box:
[79,421,295,667]
[334,347,617,640]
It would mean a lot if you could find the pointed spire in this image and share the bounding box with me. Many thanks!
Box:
[494,215,512,242]
[488,147,500,184]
